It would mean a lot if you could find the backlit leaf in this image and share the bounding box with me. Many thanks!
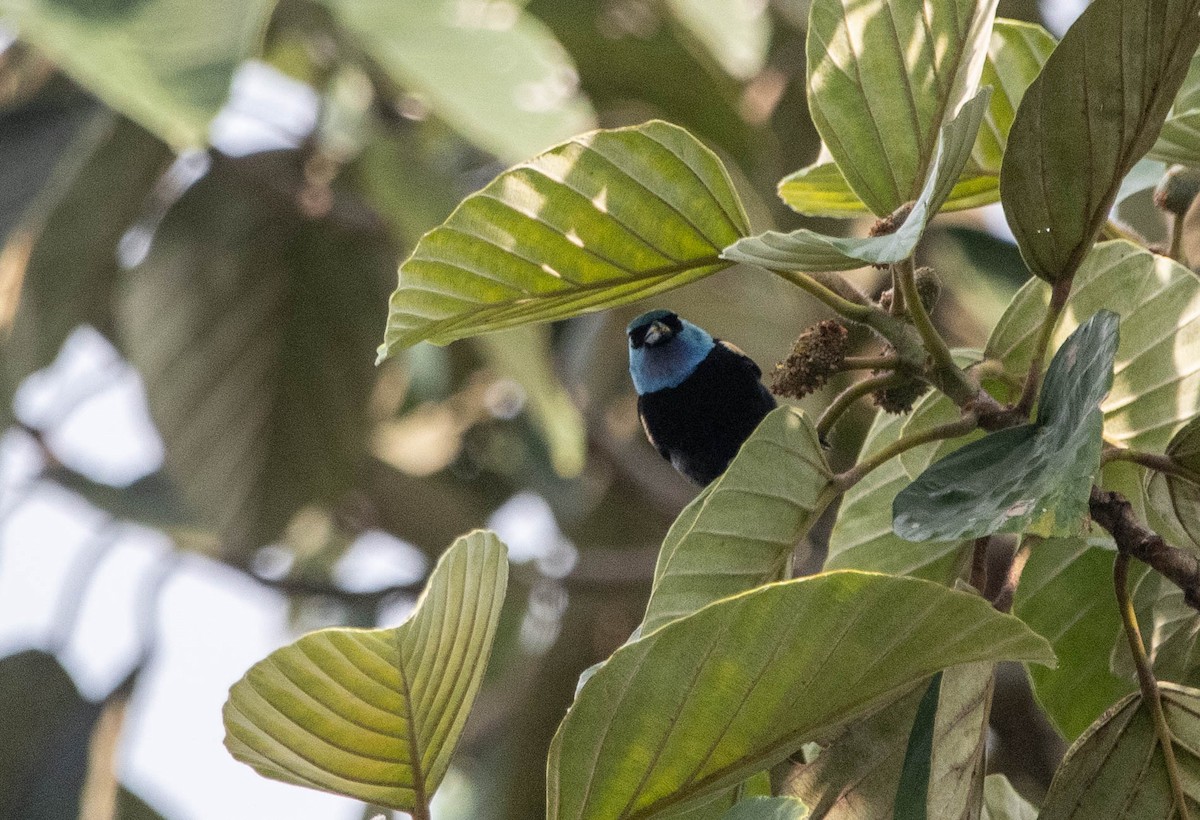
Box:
[1151,50,1200,168]
[223,530,509,812]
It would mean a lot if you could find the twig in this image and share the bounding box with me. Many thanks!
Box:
[1016,277,1072,416]
[841,354,902,371]
[838,413,979,489]
[970,537,989,595]
[1170,213,1186,265]
[895,258,975,405]
[1115,552,1191,820]
[992,536,1033,614]
[816,373,906,439]
[1104,447,1200,486]
[1090,487,1200,612]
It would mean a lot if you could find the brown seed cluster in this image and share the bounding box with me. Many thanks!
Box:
[872,379,929,414]
[771,320,849,399]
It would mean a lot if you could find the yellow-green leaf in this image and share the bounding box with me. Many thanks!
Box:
[223,530,509,813]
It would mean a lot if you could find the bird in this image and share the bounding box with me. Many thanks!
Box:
[627,309,776,485]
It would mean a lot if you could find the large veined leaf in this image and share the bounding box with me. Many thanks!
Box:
[999,0,1200,282]
[986,241,1200,453]
[779,19,1054,218]
[1146,417,1200,553]
[723,90,988,273]
[0,0,274,149]
[826,410,968,583]
[317,0,594,163]
[805,0,998,216]
[1151,50,1200,168]
[1113,571,1200,690]
[547,572,1054,819]
[1039,683,1200,818]
[893,311,1118,543]
[722,797,809,820]
[118,151,394,558]
[377,120,749,358]
[223,530,509,812]
[641,407,834,634]
[981,775,1037,820]
[1013,538,1137,740]
[786,662,992,820]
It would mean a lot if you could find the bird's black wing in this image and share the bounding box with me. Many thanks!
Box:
[715,339,762,378]
[637,394,671,460]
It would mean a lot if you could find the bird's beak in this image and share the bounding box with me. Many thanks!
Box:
[644,320,671,346]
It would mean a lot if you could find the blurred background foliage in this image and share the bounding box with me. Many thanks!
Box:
[0,0,1120,817]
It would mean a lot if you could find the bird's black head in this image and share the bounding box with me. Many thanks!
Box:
[627,309,684,349]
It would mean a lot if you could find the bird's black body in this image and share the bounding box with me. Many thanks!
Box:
[638,340,776,485]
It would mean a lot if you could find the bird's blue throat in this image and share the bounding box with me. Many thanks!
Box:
[628,321,715,394]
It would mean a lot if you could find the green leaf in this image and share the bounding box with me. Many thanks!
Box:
[1151,49,1200,168]
[1039,683,1200,818]
[826,410,968,583]
[119,151,394,556]
[892,673,940,820]
[0,0,274,149]
[1013,538,1136,740]
[223,530,509,812]
[786,661,992,820]
[896,349,995,481]
[986,241,1200,453]
[641,406,834,635]
[805,0,998,216]
[894,311,1118,542]
[1145,417,1200,553]
[981,774,1037,820]
[317,0,595,163]
[722,797,809,820]
[378,120,749,358]
[1113,571,1200,689]
[2,115,171,387]
[998,0,1200,282]
[778,19,1054,218]
[664,0,771,82]
[547,571,1055,819]
[724,90,989,273]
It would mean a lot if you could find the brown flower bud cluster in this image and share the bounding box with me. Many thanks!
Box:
[770,320,849,399]
[870,344,928,414]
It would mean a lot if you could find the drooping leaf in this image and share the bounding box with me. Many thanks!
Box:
[786,662,992,820]
[118,151,394,558]
[664,0,771,82]
[722,797,809,820]
[779,19,1054,218]
[981,774,1037,820]
[378,120,749,357]
[893,311,1118,543]
[223,530,509,812]
[1039,683,1200,818]
[724,90,989,273]
[892,673,940,820]
[0,0,274,148]
[1151,50,1200,168]
[641,406,834,635]
[547,572,1055,819]
[999,0,1200,282]
[1145,417,1200,554]
[2,116,171,386]
[805,0,998,216]
[317,0,595,163]
[826,410,968,583]
[986,241,1200,453]
[1013,538,1137,740]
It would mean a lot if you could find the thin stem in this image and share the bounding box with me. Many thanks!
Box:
[1103,448,1200,486]
[771,268,874,321]
[817,374,904,439]
[890,264,905,316]
[895,258,975,404]
[1170,213,1186,264]
[841,354,901,371]
[1115,552,1191,820]
[838,412,979,489]
[992,536,1034,614]
[1016,276,1072,416]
